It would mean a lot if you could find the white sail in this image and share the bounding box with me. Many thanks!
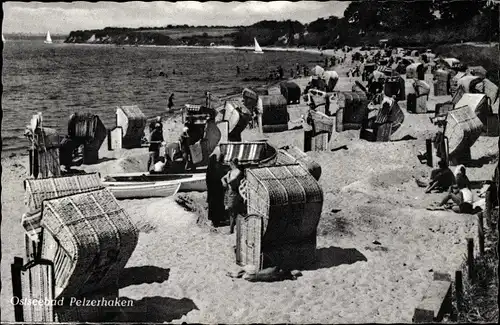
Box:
[44,31,52,44]
[254,38,263,54]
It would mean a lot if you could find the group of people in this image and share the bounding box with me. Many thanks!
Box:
[207,154,245,234]
[147,117,195,173]
[417,160,475,214]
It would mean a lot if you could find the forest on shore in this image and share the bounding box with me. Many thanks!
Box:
[64,1,499,48]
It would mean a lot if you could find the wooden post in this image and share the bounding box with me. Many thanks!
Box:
[478,212,485,255]
[485,187,492,228]
[467,238,475,283]
[11,257,24,322]
[455,270,463,312]
[426,138,433,167]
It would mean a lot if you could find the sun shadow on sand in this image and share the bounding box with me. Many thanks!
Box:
[310,246,367,270]
[391,135,418,142]
[118,266,170,289]
[465,153,498,168]
[112,296,198,322]
[96,157,117,164]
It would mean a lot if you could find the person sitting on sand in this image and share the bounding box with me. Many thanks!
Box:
[221,158,244,234]
[147,123,164,171]
[435,177,474,214]
[416,160,456,193]
[454,164,471,189]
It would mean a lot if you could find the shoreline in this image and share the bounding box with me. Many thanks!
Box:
[63,41,337,56]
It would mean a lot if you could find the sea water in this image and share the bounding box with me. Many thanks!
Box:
[2,40,322,152]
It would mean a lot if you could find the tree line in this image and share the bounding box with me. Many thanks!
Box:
[65,1,499,48]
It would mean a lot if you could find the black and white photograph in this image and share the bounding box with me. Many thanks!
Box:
[1,0,499,323]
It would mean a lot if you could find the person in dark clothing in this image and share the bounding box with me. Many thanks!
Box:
[416,160,456,193]
[325,94,331,116]
[221,158,244,234]
[236,66,240,75]
[290,69,295,78]
[168,93,175,111]
[147,123,164,171]
[207,152,227,227]
[278,65,284,79]
[59,135,77,172]
[303,111,315,152]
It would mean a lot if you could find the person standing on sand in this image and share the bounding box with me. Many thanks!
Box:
[168,93,175,111]
[207,152,227,227]
[221,158,244,234]
[179,126,193,171]
[147,123,164,171]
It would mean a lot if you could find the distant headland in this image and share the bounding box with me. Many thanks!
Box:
[64,1,499,49]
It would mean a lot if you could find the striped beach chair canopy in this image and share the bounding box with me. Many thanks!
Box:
[376,66,392,76]
[185,104,203,112]
[218,141,268,165]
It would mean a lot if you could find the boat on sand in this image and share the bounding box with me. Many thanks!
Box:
[102,172,207,199]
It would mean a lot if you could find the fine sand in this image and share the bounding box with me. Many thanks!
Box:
[1,48,497,323]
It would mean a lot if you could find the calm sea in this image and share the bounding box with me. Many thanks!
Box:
[2,40,322,152]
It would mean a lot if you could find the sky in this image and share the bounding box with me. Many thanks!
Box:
[2,1,350,35]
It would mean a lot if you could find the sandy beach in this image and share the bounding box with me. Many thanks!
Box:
[1,48,496,323]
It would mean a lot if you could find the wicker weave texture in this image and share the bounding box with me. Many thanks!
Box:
[276,146,322,181]
[40,189,138,298]
[222,102,241,133]
[236,214,263,270]
[116,105,147,143]
[260,94,289,125]
[25,173,103,212]
[245,165,323,244]
[242,88,258,108]
[458,75,482,93]
[26,127,61,150]
[30,148,61,179]
[310,110,334,136]
[445,105,484,156]
[21,262,55,322]
[262,124,289,133]
[279,81,301,104]
[455,93,489,125]
[335,91,369,126]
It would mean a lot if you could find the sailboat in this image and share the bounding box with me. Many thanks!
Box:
[44,31,52,44]
[253,37,263,54]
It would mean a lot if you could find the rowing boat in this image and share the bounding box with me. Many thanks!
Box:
[102,173,207,199]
